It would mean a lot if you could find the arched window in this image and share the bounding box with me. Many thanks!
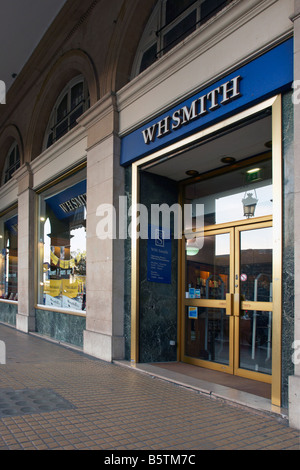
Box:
[44,76,90,149]
[2,141,20,184]
[132,0,232,76]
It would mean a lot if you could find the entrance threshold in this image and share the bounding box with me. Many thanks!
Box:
[114,360,288,421]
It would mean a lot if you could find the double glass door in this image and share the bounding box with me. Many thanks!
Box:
[183,220,273,382]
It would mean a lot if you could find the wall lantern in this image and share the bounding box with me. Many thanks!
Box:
[242,190,258,218]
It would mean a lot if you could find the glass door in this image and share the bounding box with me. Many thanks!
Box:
[234,222,273,382]
[183,228,235,373]
[182,221,273,383]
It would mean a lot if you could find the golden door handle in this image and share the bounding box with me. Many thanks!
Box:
[226,293,233,316]
[234,293,240,317]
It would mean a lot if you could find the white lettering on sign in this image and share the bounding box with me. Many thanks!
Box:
[59,193,87,214]
[142,76,242,145]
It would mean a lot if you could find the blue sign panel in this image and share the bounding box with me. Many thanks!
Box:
[45,180,86,220]
[121,38,293,166]
[147,226,172,284]
[5,215,18,234]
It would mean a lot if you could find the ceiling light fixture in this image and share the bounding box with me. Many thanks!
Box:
[221,156,236,164]
[247,168,261,174]
[185,170,199,176]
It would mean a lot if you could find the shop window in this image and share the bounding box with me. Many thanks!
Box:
[44,76,90,149]
[133,0,232,75]
[2,142,20,184]
[0,213,18,301]
[38,178,86,312]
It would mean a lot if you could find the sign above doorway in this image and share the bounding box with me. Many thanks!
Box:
[120,38,293,166]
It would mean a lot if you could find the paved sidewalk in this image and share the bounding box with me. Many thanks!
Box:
[0,323,299,451]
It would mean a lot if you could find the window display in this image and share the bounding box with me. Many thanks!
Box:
[0,213,18,301]
[39,178,86,312]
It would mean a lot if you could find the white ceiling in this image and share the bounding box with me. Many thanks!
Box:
[144,114,272,181]
[0,0,67,91]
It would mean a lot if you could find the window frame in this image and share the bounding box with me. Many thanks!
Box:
[132,0,232,77]
[2,141,20,185]
[37,169,87,314]
[0,209,18,302]
[43,75,90,150]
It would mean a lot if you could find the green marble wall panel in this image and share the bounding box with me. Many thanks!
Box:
[124,166,132,360]
[138,171,178,363]
[35,309,86,348]
[0,302,17,326]
[281,91,295,407]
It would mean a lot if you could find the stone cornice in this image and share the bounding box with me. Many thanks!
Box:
[290,11,300,23]
[30,125,87,175]
[13,162,32,182]
[0,176,18,201]
[78,92,118,130]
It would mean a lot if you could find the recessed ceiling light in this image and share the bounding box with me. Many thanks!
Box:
[221,156,236,164]
[185,170,199,176]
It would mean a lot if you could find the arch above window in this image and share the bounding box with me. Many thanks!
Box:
[132,0,232,77]
[2,141,20,185]
[44,75,90,150]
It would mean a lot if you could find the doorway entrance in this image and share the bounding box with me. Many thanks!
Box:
[130,95,282,405]
[183,220,273,384]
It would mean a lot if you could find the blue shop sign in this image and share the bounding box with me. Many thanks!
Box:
[45,180,87,220]
[120,38,293,166]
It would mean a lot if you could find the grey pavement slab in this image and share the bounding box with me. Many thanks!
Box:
[0,323,299,451]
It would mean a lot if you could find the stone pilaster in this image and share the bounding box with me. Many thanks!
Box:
[14,163,36,333]
[78,93,125,362]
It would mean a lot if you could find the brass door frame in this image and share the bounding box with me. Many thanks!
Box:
[233,221,273,384]
[130,95,282,406]
[181,220,273,383]
[181,226,235,374]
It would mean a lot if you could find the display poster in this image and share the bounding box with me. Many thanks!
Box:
[44,280,61,298]
[45,293,62,308]
[62,296,82,310]
[147,225,172,284]
[62,279,78,298]
[188,306,198,319]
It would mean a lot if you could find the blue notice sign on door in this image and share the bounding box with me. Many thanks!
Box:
[147,226,172,284]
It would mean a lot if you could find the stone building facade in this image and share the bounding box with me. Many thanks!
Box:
[0,0,299,429]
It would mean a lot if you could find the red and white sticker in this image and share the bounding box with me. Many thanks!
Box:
[240,274,247,282]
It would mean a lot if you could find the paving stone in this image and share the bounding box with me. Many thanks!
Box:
[0,388,75,418]
[0,324,299,451]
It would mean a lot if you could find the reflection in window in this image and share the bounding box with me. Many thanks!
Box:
[185,159,273,228]
[186,233,230,300]
[240,227,273,303]
[133,0,232,76]
[39,180,86,311]
[239,310,272,375]
[0,214,18,301]
[44,76,89,149]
